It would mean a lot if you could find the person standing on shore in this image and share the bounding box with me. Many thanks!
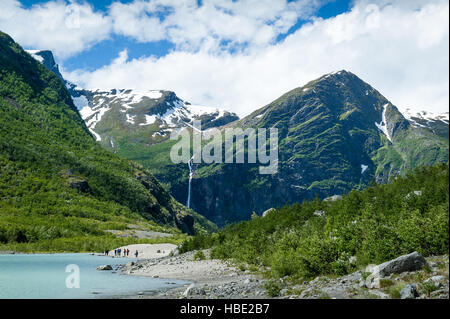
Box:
[135,250,138,258]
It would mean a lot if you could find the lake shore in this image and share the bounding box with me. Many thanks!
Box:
[114,248,270,299]
[112,247,449,299]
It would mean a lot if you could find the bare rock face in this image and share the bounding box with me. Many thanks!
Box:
[176,214,195,235]
[366,252,428,288]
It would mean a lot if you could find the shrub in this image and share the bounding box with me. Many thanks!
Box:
[264,279,284,297]
[193,250,206,261]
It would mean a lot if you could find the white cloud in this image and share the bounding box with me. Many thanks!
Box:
[64,0,449,117]
[109,0,327,52]
[1,0,446,116]
[0,0,111,58]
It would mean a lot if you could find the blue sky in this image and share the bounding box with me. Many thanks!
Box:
[0,0,448,116]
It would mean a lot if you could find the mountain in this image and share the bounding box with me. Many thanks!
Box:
[25,49,239,149]
[25,49,448,227]
[0,31,216,251]
[142,71,449,226]
[401,108,449,140]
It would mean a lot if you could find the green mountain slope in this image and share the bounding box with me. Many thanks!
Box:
[140,71,448,226]
[0,31,216,252]
[181,163,449,281]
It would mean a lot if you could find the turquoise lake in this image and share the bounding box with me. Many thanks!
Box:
[0,253,188,299]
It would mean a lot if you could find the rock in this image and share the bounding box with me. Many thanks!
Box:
[175,214,195,235]
[262,208,275,217]
[125,262,135,267]
[96,264,112,271]
[348,256,357,265]
[324,195,342,202]
[405,190,423,199]
[424,275,446,288]
[376,252,428,277]
[365,252,427,289]
[280,288,288,296]
[243,278,251,284]
[365,264,377,273]
[401,284,419,299]
[430,288,449,298]
[313,210,325,217]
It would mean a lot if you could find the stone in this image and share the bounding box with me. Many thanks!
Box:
[96,264,112,271]
[400,284,419,299]
[424,275,446,288]
[365,252,427,289]
[374,252,428,277]
[262,208,275,217]
[313,210,325,217]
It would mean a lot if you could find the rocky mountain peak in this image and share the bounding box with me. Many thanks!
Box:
[25,50,63,79]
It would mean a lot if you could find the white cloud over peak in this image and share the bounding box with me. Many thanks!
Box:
[65,0,449,117]
[0,0,111,58]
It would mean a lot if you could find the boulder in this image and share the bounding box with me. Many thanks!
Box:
[400,284,419,299]
[366,252,428,288]
[96,264,113,271]
[313,210,325,217]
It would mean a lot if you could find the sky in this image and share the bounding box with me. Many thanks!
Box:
[0,0,448,117]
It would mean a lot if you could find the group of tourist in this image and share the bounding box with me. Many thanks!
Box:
[103,248,139,258]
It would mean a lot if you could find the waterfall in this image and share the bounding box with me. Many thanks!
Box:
[186,155,194,208]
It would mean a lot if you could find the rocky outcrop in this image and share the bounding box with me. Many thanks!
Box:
[365,252,428,288]
[176,214,195,235]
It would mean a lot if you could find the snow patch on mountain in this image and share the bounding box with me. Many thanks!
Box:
[26,50,44,63]
[401,108,449,127]
[375,103,392,142]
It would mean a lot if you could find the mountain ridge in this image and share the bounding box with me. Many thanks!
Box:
[24,49,449,227]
